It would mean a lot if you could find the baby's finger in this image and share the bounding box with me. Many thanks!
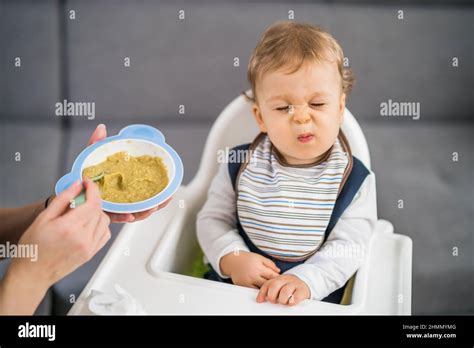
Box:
[278,283,296,305]
[288,288,308,306]
[261,267,280,280]
[262,259,280,274]
[254,276,268,288]
[256,280,271,303]
[266,280,286,304]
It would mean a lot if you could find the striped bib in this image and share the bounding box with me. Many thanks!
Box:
[236,135,349,261]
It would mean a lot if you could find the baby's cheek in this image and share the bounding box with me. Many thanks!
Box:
[267,128,288,147]
[268,121,288,137]
[319,118,340,140]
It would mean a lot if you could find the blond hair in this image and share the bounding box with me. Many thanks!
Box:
[246,21,354,103]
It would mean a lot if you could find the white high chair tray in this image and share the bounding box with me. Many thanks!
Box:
[69,186,412,315]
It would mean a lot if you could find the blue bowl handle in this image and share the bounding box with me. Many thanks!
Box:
[55,173,79,196]
[55,173,90,207]
[119,124,165,143]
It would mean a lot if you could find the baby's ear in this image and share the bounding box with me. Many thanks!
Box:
[339,93,346,125]
[252,103,267,133]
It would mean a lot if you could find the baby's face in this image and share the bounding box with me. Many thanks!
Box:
[252,61,346,165]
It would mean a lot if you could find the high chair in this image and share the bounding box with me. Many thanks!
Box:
[69,93,413,315]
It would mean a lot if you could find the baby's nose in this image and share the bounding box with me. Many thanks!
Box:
[291,105,311,124]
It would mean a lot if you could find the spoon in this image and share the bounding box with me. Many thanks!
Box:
[70,172,105,208]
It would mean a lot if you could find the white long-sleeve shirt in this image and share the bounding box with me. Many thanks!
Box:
[196,159,377,301]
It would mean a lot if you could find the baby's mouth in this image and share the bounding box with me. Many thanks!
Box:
[297,132,314,143]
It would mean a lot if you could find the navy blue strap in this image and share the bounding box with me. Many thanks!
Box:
[324,156,369,241]
[228,143,251,189]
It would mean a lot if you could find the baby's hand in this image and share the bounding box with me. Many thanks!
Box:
[219,251,280,289]
[256,274,310,306]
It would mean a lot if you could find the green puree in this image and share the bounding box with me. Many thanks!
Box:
[82,151,168,203]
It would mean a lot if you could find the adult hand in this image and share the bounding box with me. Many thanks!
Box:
[0,179,111,314]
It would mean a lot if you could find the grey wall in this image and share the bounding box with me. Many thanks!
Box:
[1,0,473,315]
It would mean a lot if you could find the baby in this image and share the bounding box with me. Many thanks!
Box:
[197,21,377,306]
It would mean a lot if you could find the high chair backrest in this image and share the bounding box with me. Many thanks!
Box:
[188,94,371,199]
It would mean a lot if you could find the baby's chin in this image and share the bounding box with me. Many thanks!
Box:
[280,149,326,165]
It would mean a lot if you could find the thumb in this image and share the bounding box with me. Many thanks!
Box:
[262,258,280,273]
[87,124,107,146]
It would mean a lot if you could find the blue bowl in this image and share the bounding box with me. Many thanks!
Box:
[55,124,184,213]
